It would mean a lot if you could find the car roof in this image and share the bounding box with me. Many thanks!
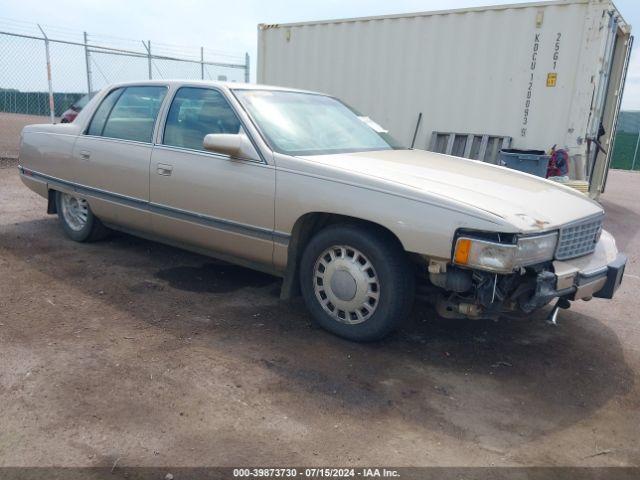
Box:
[103,79,321,95]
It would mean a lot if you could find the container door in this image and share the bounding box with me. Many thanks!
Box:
[597,33,634,194]
[589,21,633,196]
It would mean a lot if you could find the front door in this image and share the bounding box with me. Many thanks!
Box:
[149,86,276,268]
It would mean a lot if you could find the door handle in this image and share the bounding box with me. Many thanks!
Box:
[79,150,91,160]
[157,163,173,176]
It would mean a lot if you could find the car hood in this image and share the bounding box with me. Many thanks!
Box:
[301,149,604,232]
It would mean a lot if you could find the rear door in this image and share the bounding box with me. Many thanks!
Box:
[149,86,276,268]
[72,85,167,231]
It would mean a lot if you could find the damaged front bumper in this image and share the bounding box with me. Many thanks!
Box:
[520,230,625,313]
[573,253,626,299]
[551,230,626,301]
[526,252,626,312]
[432,230,626,319]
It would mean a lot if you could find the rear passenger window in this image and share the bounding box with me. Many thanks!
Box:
[88,86,167,143]
[163,87,241,151]
[87,88,123,137]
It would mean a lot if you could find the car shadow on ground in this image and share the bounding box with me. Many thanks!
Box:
[1,219,635,452]
[155,263,276,294]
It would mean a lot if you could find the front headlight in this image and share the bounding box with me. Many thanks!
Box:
[453,232,558,274]
[516,232,558,266]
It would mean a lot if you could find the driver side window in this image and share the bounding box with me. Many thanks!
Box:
[163,87,241,152]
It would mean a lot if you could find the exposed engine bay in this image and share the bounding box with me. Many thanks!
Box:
[425,264,559,320]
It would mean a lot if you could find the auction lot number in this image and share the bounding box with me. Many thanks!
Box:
[233,468,400,478]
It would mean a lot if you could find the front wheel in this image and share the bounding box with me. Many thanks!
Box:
[300,224,414,342]
[56,191,109,242]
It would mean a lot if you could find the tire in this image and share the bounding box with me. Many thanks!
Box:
[55,191,109,242]
[300,223,415,342]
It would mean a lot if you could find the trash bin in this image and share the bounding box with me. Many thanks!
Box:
[498,149,550,178]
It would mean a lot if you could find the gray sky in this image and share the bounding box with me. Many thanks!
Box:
[2,0,639,108]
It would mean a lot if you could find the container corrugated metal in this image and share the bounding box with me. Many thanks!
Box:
[258,0,632,196]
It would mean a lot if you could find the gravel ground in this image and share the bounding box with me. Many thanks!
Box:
[0,167,638,468]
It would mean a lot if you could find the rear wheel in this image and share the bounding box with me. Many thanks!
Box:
[56,191,109,242]
[300,224,414,342]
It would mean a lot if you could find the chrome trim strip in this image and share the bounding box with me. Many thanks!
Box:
[20,168,289,245]
[148,202,275,242]
[24,168,147,209]
[22,131,80,139]
[152,144,268,166]
[80,134,156,148]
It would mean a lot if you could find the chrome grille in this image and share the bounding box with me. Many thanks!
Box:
[555,216,603,260]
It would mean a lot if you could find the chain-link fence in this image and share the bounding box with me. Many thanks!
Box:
[0,22,249,160]
[610,111,640,171]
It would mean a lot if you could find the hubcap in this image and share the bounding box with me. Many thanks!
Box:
[313,245,380,325]
[330,270,357,301]
[60,193,89,231]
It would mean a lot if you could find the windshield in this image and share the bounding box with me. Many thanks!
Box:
[233,89,404,156]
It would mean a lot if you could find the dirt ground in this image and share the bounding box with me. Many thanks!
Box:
[0,166,638,468]
[0,113,50,161]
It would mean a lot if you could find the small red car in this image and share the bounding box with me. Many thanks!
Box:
[60,93,94,123]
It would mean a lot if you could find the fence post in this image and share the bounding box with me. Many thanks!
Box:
[37,24,55,123]
[84,31,93,94]
[632,130,640,171]
[142,40,152,79]
[200,47,205,80]
[244,52,250,83]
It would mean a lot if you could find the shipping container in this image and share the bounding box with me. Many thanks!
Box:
[258,0,632,197]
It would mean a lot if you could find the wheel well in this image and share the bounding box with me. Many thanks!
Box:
[279,212,406,300]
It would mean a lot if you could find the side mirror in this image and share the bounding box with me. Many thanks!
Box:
[203,133,242,157]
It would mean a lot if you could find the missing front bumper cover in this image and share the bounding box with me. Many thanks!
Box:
[526,253,627,307]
